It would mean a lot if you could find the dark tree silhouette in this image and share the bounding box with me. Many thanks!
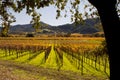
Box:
[88,0,120,79]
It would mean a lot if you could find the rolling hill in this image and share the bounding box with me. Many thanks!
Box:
[0,18,103,35]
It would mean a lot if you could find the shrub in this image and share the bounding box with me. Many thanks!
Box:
[26,33,34,37]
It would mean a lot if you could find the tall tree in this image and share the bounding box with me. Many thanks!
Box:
[88,0,120,79]
[0,0,16,36]
[0,0,120,79]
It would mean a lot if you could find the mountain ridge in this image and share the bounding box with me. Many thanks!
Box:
[0,18,103,35]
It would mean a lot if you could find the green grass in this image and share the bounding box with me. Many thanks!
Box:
[14,52,30,63]
[61,53,79,72]
[29,51,45,66]
[0,45,109,78]
[44,45,59,69]
[0,50,5,57]
[82,56,110,76]
[0,50,17,60]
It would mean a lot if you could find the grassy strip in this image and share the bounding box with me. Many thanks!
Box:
[44,45,58,69]
[14,52,30,63]
[61,53,79,72]
[29,51,45,66]
[81,55,110,76]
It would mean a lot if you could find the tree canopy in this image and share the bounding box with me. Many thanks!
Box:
[0,0,119,36]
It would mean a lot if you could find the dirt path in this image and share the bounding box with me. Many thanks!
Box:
[0,60,109,80]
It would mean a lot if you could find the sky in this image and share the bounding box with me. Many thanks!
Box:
[1,1,119,27]
[11,5,72,26]
[10,1,91,26]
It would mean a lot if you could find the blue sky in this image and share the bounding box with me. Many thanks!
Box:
[38,5,73,26]
[11,5,72,26]
[11,1,91,26]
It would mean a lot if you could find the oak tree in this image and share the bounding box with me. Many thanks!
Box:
[0,0,120,79]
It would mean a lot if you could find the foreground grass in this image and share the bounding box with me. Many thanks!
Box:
[0,60,109,80]
[0,45,109,79]
[0,65,44,80]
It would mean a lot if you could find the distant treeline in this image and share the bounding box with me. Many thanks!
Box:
[0,32,104,37]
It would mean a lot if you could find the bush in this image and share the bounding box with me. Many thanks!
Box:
[26,33,34,37]
[92,32,105,37]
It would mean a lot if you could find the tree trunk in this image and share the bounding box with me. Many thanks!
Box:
[1,26,9,37]
[97,6,120,79]
[88,0,120,79]
[1,22,10,37]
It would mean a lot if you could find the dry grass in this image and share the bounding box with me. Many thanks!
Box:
[0,60,109,80]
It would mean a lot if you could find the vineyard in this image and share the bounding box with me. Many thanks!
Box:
[0,37,109,79]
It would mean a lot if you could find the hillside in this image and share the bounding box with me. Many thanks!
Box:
[0,18,103,35]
